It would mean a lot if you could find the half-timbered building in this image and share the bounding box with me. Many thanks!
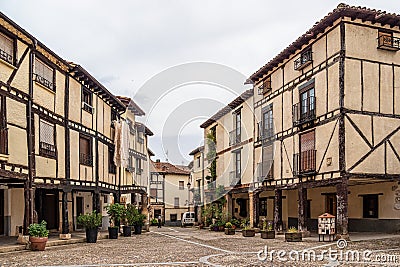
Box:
[248,4,400,238]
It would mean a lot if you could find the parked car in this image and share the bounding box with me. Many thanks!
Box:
[181,212,195,227]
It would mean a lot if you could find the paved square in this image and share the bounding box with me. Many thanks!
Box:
[1,228,400,266]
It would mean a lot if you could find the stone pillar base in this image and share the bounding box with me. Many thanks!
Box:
[59,233,72,240]
[17,234,29,244]
[335,233,350,241]
[301,230,311,238]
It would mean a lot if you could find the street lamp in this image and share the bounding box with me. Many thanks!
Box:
[187,182,191,212]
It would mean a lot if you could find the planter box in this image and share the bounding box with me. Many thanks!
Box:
[86,228,98,243]
[123,226,132,237]
[261,230,275,239]
[133,225,142,235]
[242,229,255,237]
[224,228,235,235]
[29,236,48,251]
[285,232,302,242]
[108,227,119,239]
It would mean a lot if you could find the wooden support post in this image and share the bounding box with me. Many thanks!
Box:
[61,191,69,234]
[336,178,349,240]
[274,189,283,232]
[93,191,101,214]
[298,185,309,236]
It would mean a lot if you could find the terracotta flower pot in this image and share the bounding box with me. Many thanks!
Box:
[29,236,48,251]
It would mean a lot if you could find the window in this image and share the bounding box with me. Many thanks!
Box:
[79,135,92,166]
[179,181,184,190]
[82,87,93,114]
[34,58,54,91]
[0,32,14,65]
[363,195,379,218]
[230,150,241,186]
[293,81,316,126]
[0,95,7,155]
[294,49,312,70]
[260,198,267,216]
[111,110,117,128]
[170,214,177,222]
[378,31,400,51]
[150,188,157,199]
[260,144,273,181]
[258,76,272,95]
[39,119,56,158]
[108,147,116,174]
[174,197,179,208]
[197,156,201,168]
[137,131,144,144]
[295,130,316,174]
[229,110,241,146]
[127,119,135,134]
[235,151,241,178]
[261,105,273,141]
[136,158,142,174]
[127,155,134,172]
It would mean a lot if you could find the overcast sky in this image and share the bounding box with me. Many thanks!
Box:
[1,1,398,164]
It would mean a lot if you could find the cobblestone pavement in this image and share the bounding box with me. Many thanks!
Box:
[0,227,400,266]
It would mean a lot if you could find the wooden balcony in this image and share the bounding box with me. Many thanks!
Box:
[378,35,400,51]
[293,96,316,127]
[294,50,312,70]
[293,150,316,175]
[39,141,56,158]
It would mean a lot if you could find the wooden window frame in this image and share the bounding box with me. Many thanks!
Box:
[174,197,179,208]
[33,57,56,92]
[0,30,16,66]
[377,30,400,51]
[39,119,57,159]
[82,87,94,114]
[79,134,93,166]
[179,181,184,190]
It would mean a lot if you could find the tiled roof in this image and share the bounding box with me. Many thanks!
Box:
[200,89,253,128]
[116,96,146,116]
[152,162,190,175]
[248,3,400,83]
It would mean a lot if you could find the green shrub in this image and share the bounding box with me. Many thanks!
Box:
[150,218,158,226]
[225,222,233,228]
[77,211,102,229]
[28,220,49,237]
[288,226,298,233]
[106,203,125,227]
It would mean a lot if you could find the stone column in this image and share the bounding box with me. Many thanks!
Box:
[225,193,232,218]
[336,178,349,240]
[274,189,283,232]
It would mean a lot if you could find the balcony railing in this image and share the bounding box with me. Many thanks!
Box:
[257,122,274,142]
[0,48,13,65]
[378,35,400,51]
[33,73,54,91]
[229,128,241,146]
[39,141,56,158]
[256,162,273,182]
[229,170,241,186]
[257,80,272,95]
[293,96,316,126]
[79,153,93,166]
[0,128,8,155]
[294,50,313,70]
[293,150,316,175]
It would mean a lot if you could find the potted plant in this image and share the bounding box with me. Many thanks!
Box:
[28,220,49,251]
[260,219,275,239]
[224,222,235,235]
[150,218,158,226]
[106,203,125,239]
[217,220,225,231]
[122,204,135,237]
[285,226,302,242]
[130,206,146,234]
[77,211,102,243]
[241,219,255,237]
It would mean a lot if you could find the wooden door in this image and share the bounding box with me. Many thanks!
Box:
[43,193,58,230]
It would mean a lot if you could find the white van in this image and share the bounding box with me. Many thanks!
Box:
[181,212,195,227]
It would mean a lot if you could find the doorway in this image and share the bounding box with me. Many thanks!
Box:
[36,189,59,230]
[325,194,337,215]
[76,196,84,229]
